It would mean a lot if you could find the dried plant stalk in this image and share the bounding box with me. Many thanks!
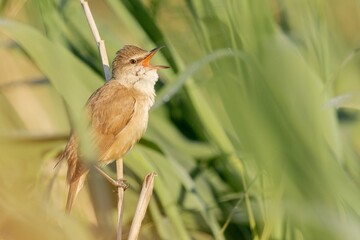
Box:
[79,0,111,81]
[79,1,122,239]
[116,159,125,240]
[128,173,157,240]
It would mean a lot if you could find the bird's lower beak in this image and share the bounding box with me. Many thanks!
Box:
[141,46,170,69]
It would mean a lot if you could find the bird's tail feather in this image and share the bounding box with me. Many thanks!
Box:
[65,173,87,213]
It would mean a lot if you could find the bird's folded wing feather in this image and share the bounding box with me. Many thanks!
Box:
[87,81,136,159]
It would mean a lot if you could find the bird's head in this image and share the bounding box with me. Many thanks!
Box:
[112,45,169,89]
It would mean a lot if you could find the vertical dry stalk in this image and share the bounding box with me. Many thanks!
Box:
[116,159,125,240]
[128,173,157,240]
[79,1,123,239]
[79,0,111,81]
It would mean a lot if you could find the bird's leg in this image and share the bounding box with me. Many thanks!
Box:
[95,166,129,190]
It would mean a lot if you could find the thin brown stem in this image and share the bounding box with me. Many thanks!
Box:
[128,172,157,240]
[79,1,124,239]
[116,159,125,240]
[79,0,111,81]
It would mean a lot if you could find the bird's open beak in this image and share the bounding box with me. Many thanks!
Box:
[141,46,170,69]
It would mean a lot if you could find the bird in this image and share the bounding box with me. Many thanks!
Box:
[59,45,169,213]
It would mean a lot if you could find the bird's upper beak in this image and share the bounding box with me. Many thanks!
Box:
[141,46,170,69]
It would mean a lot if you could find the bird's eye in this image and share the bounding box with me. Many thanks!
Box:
[129,59,137,64]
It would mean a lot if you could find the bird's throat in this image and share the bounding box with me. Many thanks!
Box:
[116,69,158,105]
[131,69,157,92]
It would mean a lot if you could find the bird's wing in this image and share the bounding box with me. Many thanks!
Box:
[87,81,136,158]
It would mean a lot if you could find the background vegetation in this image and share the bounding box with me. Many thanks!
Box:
[1,0,360,239]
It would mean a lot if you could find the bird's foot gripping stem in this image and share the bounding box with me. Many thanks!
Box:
[95,166,129,190]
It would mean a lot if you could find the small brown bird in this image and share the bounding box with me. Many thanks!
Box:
[60,45,169,213]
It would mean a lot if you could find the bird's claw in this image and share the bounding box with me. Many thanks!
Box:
[114,179,129,190]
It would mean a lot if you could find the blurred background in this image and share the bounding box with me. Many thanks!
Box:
[1,0,360,239]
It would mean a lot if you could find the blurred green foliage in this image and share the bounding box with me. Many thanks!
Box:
[1,0,360,239]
